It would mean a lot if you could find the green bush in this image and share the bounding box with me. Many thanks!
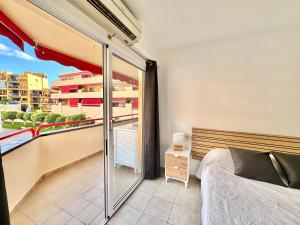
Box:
[55,116,67,123]
[66,114,86,127]
[16,112,25,120]
[1,111,7,120]
[3,111,17,120]
[23,112,35,121]
[0,99,10,105]
[31,112,48,123]
[44,113,61,123]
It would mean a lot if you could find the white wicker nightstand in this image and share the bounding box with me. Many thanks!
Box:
[165,148,191,188]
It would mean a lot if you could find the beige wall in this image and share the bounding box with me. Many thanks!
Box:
[2,126,104,212]
[157,26,300,174]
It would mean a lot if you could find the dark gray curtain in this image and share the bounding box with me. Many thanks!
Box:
[144,60,160,179]
[0,154,10,225]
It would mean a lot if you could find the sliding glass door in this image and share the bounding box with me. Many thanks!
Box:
[105,50,145,215]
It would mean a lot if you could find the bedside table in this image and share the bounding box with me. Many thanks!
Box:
[165,148,191,188]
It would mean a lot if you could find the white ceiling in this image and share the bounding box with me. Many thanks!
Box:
[123,0,300,52]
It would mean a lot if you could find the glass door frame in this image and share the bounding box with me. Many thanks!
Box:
[7,1,147,224]
[104,46,146,218]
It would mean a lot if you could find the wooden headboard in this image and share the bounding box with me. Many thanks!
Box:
[192,128,300,160]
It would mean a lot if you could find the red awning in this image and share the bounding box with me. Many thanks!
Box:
[35,44,102,74]
[0,22,23,50]
[0,10,102,74]
[0,10,35,48]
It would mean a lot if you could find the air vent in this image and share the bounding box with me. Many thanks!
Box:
[87,0,137,41]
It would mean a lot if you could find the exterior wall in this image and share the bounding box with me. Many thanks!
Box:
[51,90,138,99]
[51,76,102,87]
[157,26,300,174]
[51,90,104,99]
[51,103,133,119]
[27,73,43,90]
[82,105,103,118]
[2,125,104,212]
[0,71,50,110]
[62,105,80,116]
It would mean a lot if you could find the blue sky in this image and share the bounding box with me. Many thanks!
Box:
[0,36,77,86]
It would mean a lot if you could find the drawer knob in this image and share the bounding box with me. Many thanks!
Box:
[174,166,179,170]
[174,154,179,158]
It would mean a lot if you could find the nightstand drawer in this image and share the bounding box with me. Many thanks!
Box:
[166,154,188,168]
[166,165,187,181]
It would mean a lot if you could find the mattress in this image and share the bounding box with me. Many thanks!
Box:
[197,148,300,225]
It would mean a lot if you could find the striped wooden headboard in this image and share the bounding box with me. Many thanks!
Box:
[192,128,300,160]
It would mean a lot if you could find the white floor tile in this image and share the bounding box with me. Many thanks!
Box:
[136,213,167,225]
[168,204,197,225]
[108,205,142,225]
[126,190,152,211]
[144,197,173,221]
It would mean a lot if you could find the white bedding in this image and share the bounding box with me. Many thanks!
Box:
[197,148,300,225]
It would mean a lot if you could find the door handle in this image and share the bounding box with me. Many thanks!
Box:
[110,119,113,130]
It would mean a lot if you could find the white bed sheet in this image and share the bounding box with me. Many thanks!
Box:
[197,148,300,225]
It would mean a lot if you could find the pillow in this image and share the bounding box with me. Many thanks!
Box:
[271,152,300,189]
[229,147,286,186]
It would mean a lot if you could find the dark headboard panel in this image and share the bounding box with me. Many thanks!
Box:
[192,128,300,160]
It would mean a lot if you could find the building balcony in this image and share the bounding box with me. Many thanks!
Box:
[51,90,104,99]
[8,80,19,84]
[8,87,19,90]
[51,76,102,87]
[51,103,137,120]
[9,93,20,98]
[51,89,138,99]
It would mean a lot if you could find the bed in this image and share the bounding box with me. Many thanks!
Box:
[196,148,300,225]
[191,128,300,225]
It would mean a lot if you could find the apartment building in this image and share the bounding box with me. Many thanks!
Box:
[0,71,50,111]
[50,71,138,118]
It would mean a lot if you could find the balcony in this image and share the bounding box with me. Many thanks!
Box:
[2,124,104,225]
[51,76,102,87]
[9,152,105,225]
[9,93,20,98]
[1,117,140,225]
[8,80,19,84]
[51,103,136,119]
[51,89,138,100]
[51,90,104,99]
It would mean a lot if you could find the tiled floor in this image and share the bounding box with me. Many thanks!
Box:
[108,177,201,225]
[10,153,106,225]
[9,152,201,225]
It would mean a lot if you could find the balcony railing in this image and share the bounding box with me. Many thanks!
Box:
[1,114,137,151]
[36,117,103,135]
[1,115,137,214]
[0,127,35,141]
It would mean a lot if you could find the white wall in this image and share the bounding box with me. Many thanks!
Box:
[157,26,300,174]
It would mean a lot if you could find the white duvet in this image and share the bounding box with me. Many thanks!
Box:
[197,148,300,225]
